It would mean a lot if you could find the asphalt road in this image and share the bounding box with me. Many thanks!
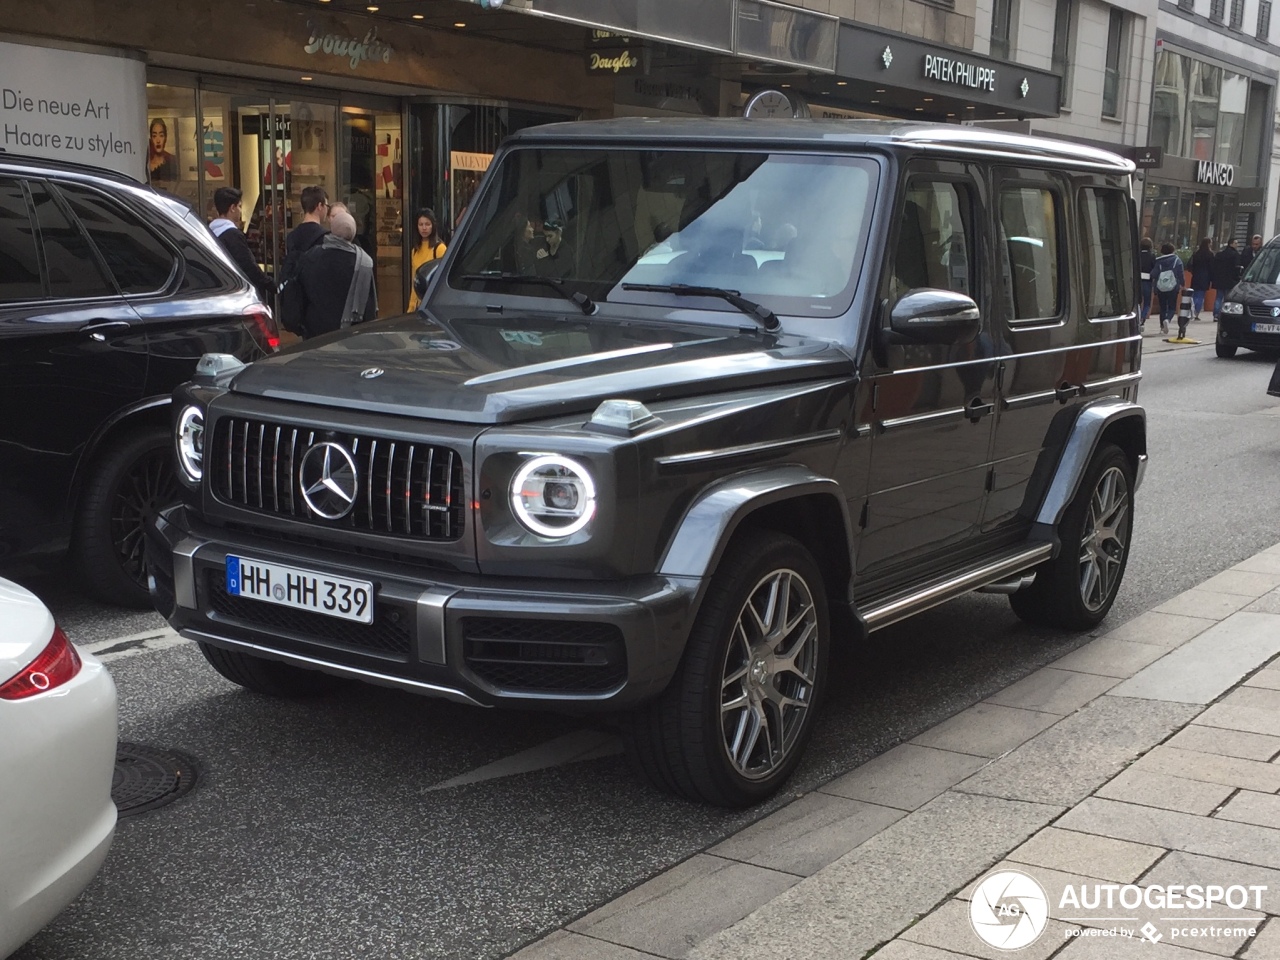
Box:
[10,338,1280,960]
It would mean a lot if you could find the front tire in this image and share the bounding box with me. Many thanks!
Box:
[624,531,829,807]
[1010,443,1134,630]
[198,642,344,697]
[73,429,182,608]
[1216,341,1238,358]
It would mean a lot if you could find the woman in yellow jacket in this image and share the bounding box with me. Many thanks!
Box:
[407,208,446,311]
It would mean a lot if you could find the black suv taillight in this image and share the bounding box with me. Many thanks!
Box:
[242,305,280,352]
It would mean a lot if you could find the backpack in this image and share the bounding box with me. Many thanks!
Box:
[1155,257,1179,293]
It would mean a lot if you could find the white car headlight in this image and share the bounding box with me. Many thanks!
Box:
[176,405,205,481]
[511,455,596,538]
[1222,301,1245,315]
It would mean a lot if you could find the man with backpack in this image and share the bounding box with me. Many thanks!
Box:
[277,185,330,335]
[293,210,377,338]
[1153,242,1185,336]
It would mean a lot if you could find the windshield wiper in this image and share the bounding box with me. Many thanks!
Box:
[460,272,595,315]
[620,283,781,333]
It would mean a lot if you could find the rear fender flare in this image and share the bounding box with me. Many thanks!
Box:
[1035,399,1146,528]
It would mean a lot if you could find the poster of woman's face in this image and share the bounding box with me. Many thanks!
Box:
[147,117,180,184]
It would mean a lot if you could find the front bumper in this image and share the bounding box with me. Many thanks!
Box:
[145,506,699,710]
[1218,315,1280,350]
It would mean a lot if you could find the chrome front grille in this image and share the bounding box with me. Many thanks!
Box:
[1246,304,1280,319]
[211,417,465,540]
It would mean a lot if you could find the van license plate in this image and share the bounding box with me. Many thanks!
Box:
[1252,322,1280,334]
[225,556,373,624]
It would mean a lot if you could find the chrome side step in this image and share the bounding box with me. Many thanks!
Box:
[860,543,1053,632]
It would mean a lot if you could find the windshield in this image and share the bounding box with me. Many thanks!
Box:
[1243,244,1280,285]
[449,147,878,321]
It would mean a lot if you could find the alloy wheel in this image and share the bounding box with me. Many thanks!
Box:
[1077,465,1130,613]
[719,568,820,781]
[110,448,181,587]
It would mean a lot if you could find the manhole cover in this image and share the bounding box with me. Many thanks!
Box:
[112,742,200,817]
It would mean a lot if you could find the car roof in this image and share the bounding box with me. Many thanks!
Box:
[0,150,145,184]
[507,118,1134,173]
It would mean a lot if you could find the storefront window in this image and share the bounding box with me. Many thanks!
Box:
[145,83,200,211]
[341,105,403,315]
[1216,72,1248,167]
[1142,182,1178,246]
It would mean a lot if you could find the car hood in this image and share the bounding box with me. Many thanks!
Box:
[1228,281,1280,304]
[226,313,854,423]
[0,577,56,684]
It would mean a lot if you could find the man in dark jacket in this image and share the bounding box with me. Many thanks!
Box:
[276,185,330,334]
[295,210,377,338]
[209,187,273,303]
[1240,234,1264,274]
[1211,238,1242,321]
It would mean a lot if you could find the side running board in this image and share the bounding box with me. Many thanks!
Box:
[859,543,1053,632]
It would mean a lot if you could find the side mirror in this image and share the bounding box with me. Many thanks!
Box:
[413,259,443,302]
[886,289,981,345]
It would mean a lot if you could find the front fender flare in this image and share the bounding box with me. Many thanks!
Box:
[657,465,855,585]
[1035,399,1146,528]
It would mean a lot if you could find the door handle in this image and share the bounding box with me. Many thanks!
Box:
[1055,381,1083,404]
[79,320,133,342]
[965,397,995,422]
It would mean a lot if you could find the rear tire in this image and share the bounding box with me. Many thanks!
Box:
[73,429,181,608]
[1216,342,1238,358]
[623,530,829,807]
[198,642,344,697]
[1010,443,1134,630]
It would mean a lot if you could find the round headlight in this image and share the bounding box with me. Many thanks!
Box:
[176,405,204,482]
[510,455,596,538]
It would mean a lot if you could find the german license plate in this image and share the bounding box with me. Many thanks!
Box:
[226,556,373,624]
[1252,322,1280,334]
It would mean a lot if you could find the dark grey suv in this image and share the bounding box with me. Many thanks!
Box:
[145,120,1145,806]
[0,153,277,606]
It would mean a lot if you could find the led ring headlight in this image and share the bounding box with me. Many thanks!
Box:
[176,405,205,481]
[511,455,596,538]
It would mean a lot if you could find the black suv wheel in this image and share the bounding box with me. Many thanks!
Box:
[624,530,829,807]
[1010,443,1134,630]
[73,429,182,608]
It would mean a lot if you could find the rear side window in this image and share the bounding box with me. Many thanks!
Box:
[56,183,177,295]
[999,184,1061,322]
[0,178,43,302]
[1078,188,1135,318]
[27,181,114,300]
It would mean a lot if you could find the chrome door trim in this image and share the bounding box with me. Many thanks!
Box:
[655,429,843,466]
[1001,389,1059,410]
[877,407,966,433]
[878,335,1140,377]
[1081,371,1143,395]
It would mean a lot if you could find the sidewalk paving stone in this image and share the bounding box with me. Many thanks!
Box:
[958,862,1122,900]
[1234,554,1280,576]
[1243,917,1280,958]
[1196,570,1280,598]
[1096,768,1236,816]
[1222,685,1280,713]
[900,898,1077,960]
[1100,611,1218,649]
[953,696,1199,807]
[1128,745,1280,794]
[870,941,985,959]
[1152,589,1254,621]
[1246,664,1280,691]
[1109,613,1280,705]
[1057,934,1245,959]
[1057,799,1280,870]
[566,854,798,959]
[689,792,1061,960]
[1243,592,1280,615]
[508,930,660,960]
[909,702,1060,758]
[1006,827,1164,883]
[983,668,1119,716]
[1214,791,1280,830]
[1166,725,1280,762]
[709,792,904,877]
[1194,703,1280,738]
[1051,638,1168,679]
[818,743,989,811]
[1143,851,1280,917]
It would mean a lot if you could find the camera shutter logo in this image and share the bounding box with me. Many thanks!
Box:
[299,442,359,520]
[970,869,1050,950]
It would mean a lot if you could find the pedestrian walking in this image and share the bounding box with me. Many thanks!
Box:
[1188,237,1213,320]
[1138,237,1155,329]
[1240,234,1264,274]
[407,208,446,311]
[1211,238,1242,321]
[209,187,273,303]
[1152,242,1184,336]
[294,210,377,338]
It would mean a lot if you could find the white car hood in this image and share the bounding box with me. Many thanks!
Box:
[0,578,55,684]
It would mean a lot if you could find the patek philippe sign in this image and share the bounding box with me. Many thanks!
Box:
[304,19,393,69]
[1196,160,1235,186]
[923,54,997,92]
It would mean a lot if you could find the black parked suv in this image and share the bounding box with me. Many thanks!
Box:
[146,120,1146,806]
[0,153,277,606]
[1217,234,1280,358]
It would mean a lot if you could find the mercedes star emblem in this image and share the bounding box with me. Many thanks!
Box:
[360,367,385,379]
[1272,307,1279,318]
[298,442,359,520]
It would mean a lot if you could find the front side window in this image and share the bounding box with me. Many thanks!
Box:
[999,184,1061,322]
[1243,244,1280,283]
[450,148,878,322]
[887,180,974,307]
[0,178,43,302]
[1079,188,1135,318]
